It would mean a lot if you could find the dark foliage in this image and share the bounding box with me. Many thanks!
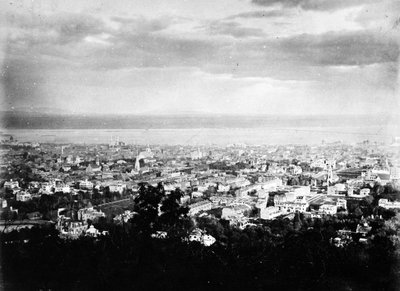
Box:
[1,184,400,291]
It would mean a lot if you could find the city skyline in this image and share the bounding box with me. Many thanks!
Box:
[1,0,399,117]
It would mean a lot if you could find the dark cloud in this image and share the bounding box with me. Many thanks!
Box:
[226,10,287,19]
[111,16,171,33]
[278,31,399,66]
[251,0,376,11]
[6,12,106,45]
[88,33,225,70]
[51,14,105,44]
[4,11,398,81]
[1,50,46,110]
[207,21,265,38]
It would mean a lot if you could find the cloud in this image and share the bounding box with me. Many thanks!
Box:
[1,49,47,109]
[6,12,106,45]
[5,10,398,77]
[251,0,376,11]
[226,10,288,19]
[110,16,172,33]
[278,31,399,66]
[206,21,265,38]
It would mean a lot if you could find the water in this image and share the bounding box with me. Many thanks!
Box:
[2,125,398,145]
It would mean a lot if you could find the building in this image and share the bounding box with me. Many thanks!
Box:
[58,220,88,239]
[274,192,295,207]
[40,182,53,193]
[16,192,32,202]
[260,206,283,220]
[86,164,102,173]
[79,179,94,190]
[336,198,347,210]
[77,207,105,222]
[260,178,283,191]
[109,183,127,194]
[188,228,216,246]
[4,180,19,189]
[291,185,311,196]
[188,200,212,215]
[390,167,400,180]
[1,198,7,208]
[378,199,400,209]
[319,203,337,215]
[348,188,370,198]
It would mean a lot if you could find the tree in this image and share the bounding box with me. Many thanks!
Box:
[159,188,189,234]
[131,182,164,235]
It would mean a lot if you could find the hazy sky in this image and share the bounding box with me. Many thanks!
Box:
[1,0,399,115]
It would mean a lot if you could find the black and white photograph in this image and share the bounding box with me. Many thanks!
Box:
[0,0,400,290]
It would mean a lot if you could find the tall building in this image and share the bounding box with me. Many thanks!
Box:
[135,153,143,172]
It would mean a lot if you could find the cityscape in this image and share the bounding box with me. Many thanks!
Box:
[1,134,400,289]
[2,0,400,290]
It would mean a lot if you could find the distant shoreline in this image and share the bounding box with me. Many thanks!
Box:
[0,111,397,130]
[2,127,397,146]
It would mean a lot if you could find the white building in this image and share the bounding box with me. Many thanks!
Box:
[109,183,126,194]
[378,199,400,209]
[79,180,93,190]
[319,203,337,215]
[77,207,105,222]
[4,180,19,189]
[188,228,216,246]
[260,206,283,220]
[336,198,347,210]
[261,178,283,191]
[222,207,239,220]
[390,167,400,180]
[16,192,32,202]
[40,182,53,193]
[85,225,103,237]
[217,184,230,192]
[274,192,296,207]
[188,200,212,215]
[291,185,311,196]
[191,191,204,198]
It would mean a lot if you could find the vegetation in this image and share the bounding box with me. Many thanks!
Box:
[2,184,400,290]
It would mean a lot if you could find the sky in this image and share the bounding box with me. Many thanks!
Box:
[0,0,399,116]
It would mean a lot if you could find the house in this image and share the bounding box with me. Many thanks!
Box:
[356,222,372,236]
[348,188,370,198]
[336,198,347,210]
[217,184,230,192]
[319,203,337,215]
[77,207,105,222]
[151,231,168,239]
[260,206,283,220]
[378,199,400,209]
[188,200,212,215]
[390,167,400,180]
[188,228,216,246]
[79,179,93,190]
[86,164,102,173]
[16,192,32,202]
[4,180,19,189]
[85,225,107,237]
[376,172,391,185]
[1,198,7,208]
[109,183,126,194]
[40,182,53,193]
[114,210,136,223]
[58,220,88,239]
[27,211,42,220]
